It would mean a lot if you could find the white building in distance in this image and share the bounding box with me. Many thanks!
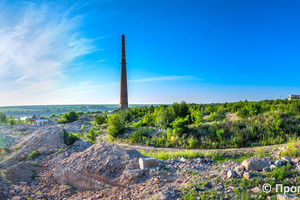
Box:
[288,95,300,100]
[29,115,49,126]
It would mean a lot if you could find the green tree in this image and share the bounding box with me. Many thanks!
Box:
[154,107,175,129]
[8,115,17,125]
[107,113,125,138]
[86,127,98,144]
[190,109,204,127]
[216,128,225,141]
[237,107,249,119]
[170,116,189,134]
[94,114,107,125]
[60,110,79,123]
[63,130,80,146]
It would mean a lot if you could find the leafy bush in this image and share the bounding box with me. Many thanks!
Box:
[170,116,189,134]
[187,137,199,149]
[49,113,56,118]
[63,130,80,146]
[154,107,175,129]
[280,139,299,158]
[94,114,107,125]
[8,115,17,125]
[190,109,204,127]
[59,110,79,124]
[268,166,287,181]
[216,128,225,141]
[85,127,99,144]
[129,129,147,144]
[132,120,147,128]
[107,113,125,138]
[206,109,226,122]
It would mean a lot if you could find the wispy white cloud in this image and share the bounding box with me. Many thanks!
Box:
[0,2,96,94]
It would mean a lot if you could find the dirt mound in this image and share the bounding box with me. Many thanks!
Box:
[63,118,92,134]
[0,125,67,172]
[54,142,148,190]
[0,125,39,148]
[4,161,36,184]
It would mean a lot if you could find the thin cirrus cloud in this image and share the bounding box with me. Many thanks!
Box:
[0,2,96,94]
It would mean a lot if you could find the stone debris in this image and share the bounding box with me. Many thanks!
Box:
[275,160,283,167]
[277,194,300,200]
[139,157,160,169]
[0,122,299,200]
[241,157,271,171]
[227,170,236,178]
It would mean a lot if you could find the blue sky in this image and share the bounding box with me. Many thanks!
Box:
[0,0,299,105]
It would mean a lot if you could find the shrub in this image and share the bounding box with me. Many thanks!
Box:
[280,139,299,158]
[85,127,99,144]
[49,113,56,118]
[132,120,146,128]
[170,116,189,134]
[268,166,287,181]
[216,128,225,141]
[129,129,147,144]
[187,137,199,149]
[60,110,79,124]
[190,109,204,127]
[154,107,175,129]
[107,113,125,138]
[8,115,17,125]
[94,114,107,125]
[63,130,80,146]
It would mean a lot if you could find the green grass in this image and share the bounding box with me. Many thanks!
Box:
[139,150,209,160]
[138,149,253,163]
[280,138,299,158]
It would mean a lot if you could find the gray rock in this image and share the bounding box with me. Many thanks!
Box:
[234,167,244,176]
[220,169,228,175]
[155,187,177,200]
[270,164,276,170]
[275,160,283,167]
[277,194,300,200]
[70,140,92,152]
[243,172,251,179]
[263,166,270,172]
[139,158,159,169]
[122,169,145,180]
[241,158,271,171]
[227,170,236,178]
[283,156,292,162]
[251,186,261,193]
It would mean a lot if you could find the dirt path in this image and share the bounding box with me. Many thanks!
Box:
[101,134,286,153]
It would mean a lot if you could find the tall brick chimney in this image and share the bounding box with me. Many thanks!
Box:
[120,35,128,109]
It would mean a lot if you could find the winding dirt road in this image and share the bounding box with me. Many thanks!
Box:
[101,133,285,153]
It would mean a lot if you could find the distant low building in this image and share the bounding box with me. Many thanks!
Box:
[288,95,300,100]
[29,114,49,126]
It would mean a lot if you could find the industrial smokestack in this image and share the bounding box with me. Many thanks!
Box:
[120,35,128,109]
